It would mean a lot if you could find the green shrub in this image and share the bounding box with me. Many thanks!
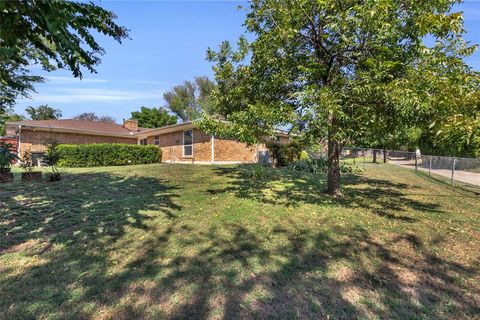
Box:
[265,141,302,167]
[56,144,162,167]
[244,164,268,181]
[288,157,364,174]
[45,142,62,180]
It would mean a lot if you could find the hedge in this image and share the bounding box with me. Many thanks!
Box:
[265,141,302,167]
[56,143,162,167]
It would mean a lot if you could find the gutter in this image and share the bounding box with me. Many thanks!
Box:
[7,123,138,138]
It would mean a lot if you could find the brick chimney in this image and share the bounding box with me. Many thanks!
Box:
[123,119,138,132]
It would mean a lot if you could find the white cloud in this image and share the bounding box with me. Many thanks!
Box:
[46,76,107,83]
[23,87,165,104]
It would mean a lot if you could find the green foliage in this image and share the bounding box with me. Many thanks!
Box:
[0,142,18,172]
[265,141,302,167]
[0,0,129,111]
[45,142,61,177]
[205,0,478,193]
[300,150,309,160]
[164,76,216,122]
[245,164,267,181]
[0,59,44,111]
[74,112,116,124]
[0,112,25,135]
[131,107,177,128]
[26,105,62,120]
[288,158,364,174]
[55,144,162,167]
[19,150,35,173]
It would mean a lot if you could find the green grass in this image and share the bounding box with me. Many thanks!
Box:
[1,163,479,319]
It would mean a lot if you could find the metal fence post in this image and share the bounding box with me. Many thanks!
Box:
[451,158,456,186]
[428,156,432,176]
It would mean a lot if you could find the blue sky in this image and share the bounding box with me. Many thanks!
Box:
[14,0,480,123]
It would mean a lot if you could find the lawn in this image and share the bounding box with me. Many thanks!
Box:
[1,163,479,319]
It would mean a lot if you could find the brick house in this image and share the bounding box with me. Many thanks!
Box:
[5,119,290,164]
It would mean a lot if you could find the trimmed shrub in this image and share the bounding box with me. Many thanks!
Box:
[288,157,365,174]
[56,144,162,167]
[265,141,302,167]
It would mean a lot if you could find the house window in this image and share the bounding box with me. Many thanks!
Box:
[183,130,193,157]
[154,135,160,146]
[140,138,147,145]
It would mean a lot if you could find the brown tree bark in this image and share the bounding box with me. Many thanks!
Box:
[372,150,377,163]
[327,114,342,196]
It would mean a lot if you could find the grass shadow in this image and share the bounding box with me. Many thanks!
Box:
[207,165,443,222]
[0,165,478,319]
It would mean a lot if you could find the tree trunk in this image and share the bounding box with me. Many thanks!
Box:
[372,150,377,163]
[327,115,342,196]
[383,148,387,163]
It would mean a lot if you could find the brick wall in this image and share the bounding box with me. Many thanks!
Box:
[145,128,260,163]
[154,129,212,163]
[214,139,258,162]
[18,127,285,164]
[19,129,136,157]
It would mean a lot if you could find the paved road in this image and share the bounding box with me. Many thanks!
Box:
[390,160,480,187]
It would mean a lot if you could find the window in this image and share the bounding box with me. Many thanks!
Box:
[183,130,193,157]
[154,135,160,146]
[140,138,147,145]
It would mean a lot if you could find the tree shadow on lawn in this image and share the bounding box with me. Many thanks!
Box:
[207,166,444,223]
[1,168,479,319]
[0,171,182,318]
[0,172,181,252]
[100,225,478,318]
[7,222,476,319]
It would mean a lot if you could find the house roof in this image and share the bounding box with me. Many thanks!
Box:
[6,119,150,137]
[6,118,291,139]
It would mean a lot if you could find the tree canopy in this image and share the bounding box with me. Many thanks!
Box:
[131,106,178,128]
[0,0,129,113]
[163,76,216,122]
[26,105,62,120]
[74,112,116,124]
[0,112,25,136]
[203,0,479,195]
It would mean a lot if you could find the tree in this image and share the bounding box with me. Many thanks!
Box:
[202,0,477,196]
[74,112,116,124]
[0,112,25,136]
[163,76,215,122]
[26,105,62,120]
[0,0,129,113]
[131,107,178,128]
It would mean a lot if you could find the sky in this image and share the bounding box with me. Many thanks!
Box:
[13,0,480,123]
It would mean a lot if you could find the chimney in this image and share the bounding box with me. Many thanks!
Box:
[123,119,138,132]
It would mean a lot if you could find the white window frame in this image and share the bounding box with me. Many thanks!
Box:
[139,138,147,145]
[154,135,160,146]
[183,129,193,157]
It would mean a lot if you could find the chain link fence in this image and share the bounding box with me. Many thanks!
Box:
[341,147,480,192]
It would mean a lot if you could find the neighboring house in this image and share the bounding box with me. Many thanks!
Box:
[5,119,290,165]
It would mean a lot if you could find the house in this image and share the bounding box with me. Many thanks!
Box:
[5,119,290,165]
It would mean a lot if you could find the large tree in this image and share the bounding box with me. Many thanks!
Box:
[202,0,478,195]
[26,105,62,120]
[131,106,178,128]
[0,0,129,113]
[74,112,116,124]
[163,76,215,122]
